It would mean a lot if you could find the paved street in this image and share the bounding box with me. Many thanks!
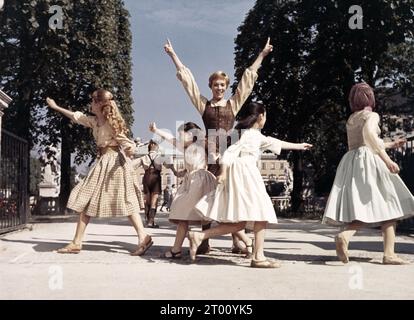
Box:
[1,213,413,300]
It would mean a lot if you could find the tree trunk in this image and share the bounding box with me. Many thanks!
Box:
[59,119,71,212]
[291,151,304,213]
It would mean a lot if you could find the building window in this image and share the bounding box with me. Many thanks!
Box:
[280,163,284,170]
[262,162,266,170]
[270,163,275,170]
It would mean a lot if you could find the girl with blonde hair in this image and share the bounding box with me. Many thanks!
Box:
[46,89,153,256]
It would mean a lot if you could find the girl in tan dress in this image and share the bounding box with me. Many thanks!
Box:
[45,89,153,256]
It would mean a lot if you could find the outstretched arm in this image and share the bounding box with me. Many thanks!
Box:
[231,38,273,115]
[249,37,273,72]
[281,141,313,151]
[47,97,94,128]
[164,39,207,115]
[260,134,312,154]
[46,98,75,119]
[149,122,184,152]
[164,39,185,71]
[384,138,406,150]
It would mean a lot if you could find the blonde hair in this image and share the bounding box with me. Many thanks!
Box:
[92,89,129,136]
[208,71,230,89]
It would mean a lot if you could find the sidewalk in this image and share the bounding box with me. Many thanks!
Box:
[1,212,413,300]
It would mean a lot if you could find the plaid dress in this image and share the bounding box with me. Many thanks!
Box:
[67,112,144,218]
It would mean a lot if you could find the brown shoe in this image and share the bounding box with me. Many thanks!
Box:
[131,235,153,256]
[57,242,82,254]
[250,259,281,268]
[335,234,349,264]
[383,255,409,265]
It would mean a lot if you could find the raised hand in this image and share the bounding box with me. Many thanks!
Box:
[46,97,58,109]
[149,122,157,133]
[164,39,175,56]
[262,37,273,57]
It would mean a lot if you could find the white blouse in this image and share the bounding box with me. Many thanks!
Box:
[70,111,136,152]
[222,129,282,165]
[176,66,258,116]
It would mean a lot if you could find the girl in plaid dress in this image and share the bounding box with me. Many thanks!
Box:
[45,89,153,256]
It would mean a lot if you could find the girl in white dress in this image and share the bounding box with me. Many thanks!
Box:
[323,83,414,265]
[149,122,253,259]
[189,102,312,268]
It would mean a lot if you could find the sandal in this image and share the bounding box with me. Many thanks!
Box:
[250,259,281,269]
[162,249,182,259]
[57,242,82,254]
[131,235,153,256]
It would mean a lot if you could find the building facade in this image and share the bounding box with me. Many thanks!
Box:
[133,149,292,198]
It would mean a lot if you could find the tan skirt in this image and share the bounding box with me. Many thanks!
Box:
[67,148,144,218]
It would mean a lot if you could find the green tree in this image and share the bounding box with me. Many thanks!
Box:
[234,0,413,212]
[0,0,134,209]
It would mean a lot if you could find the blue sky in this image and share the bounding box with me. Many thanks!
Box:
[123,0,256,141]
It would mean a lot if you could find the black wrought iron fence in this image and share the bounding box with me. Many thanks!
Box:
[0,129,29,234]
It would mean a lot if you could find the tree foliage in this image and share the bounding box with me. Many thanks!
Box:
[0,0,134,207]
[234,0,414,212]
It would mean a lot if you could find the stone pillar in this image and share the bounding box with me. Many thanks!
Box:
[0,90,12,157]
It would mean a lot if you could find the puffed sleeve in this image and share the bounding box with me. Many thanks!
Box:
[176,66,209,115]
[229,67,258,115]
[363,113,385,154]
[114,132,137,156]
[71,111,95,128]
[260,134,282,155]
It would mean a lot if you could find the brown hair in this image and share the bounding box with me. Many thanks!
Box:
[92,89,129,135]
[348,83,376,112]
[148,139,158,152]
[208,71,230,89]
